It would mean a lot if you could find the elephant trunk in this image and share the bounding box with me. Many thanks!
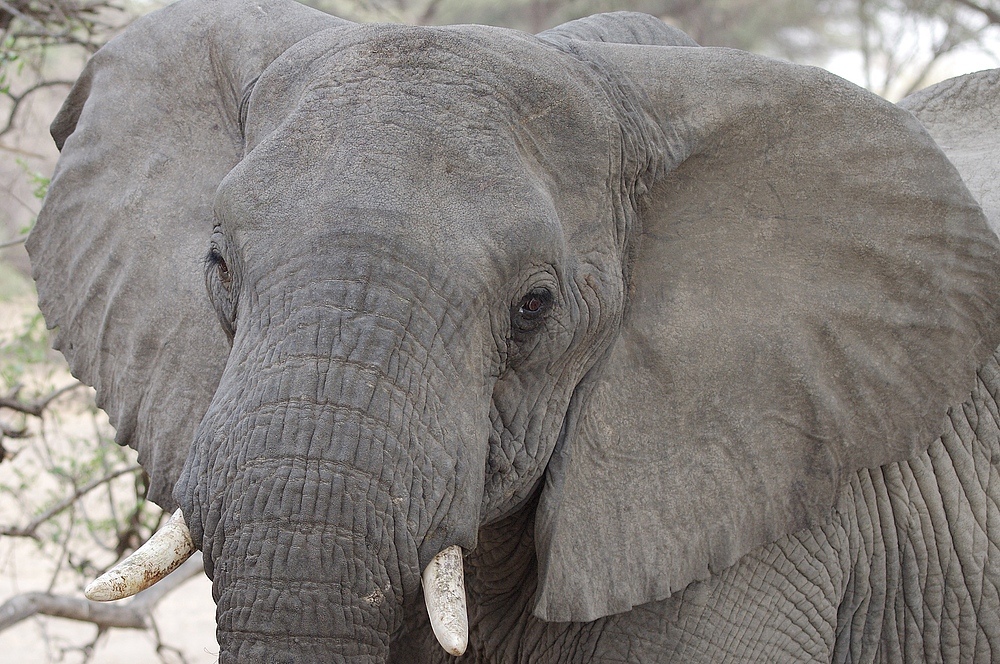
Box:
[175,271,488,662]
[210,460,404,662]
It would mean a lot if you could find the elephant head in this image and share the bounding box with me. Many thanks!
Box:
[27,1,1000,661]
[900,69,1000,235]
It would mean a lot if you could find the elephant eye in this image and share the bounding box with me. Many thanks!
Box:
[209,248,232,289]
[512,288,553,333]
[205,244,237,342]
[521,295,545,315]
[217,259,232,287]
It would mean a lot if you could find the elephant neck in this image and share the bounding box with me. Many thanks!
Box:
[467,494,540,621]
[464,494,602,662]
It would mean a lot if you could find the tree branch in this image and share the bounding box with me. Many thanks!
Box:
[0,143,46,158]
[0,234,27,249]
[0,382,85,418]
[0,79,76,138]
[0,553,204,632]
[0,420,27,438]
[898,13,967,97]
[0,0,42,31]
[1,465,142,539]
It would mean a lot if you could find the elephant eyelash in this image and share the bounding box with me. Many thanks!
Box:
[206,248,233,289]
[204,248,223,268]
[204,247,237,342]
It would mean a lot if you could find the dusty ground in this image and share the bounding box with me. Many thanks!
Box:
[0,275,218,664]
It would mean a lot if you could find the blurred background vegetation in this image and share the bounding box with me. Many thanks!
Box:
[303,0,1000,98]
[0,0,998,661]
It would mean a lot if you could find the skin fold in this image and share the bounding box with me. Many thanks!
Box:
[25,1,1000,661]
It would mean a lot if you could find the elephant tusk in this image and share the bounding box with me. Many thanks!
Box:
[84,509,196,601]
[422,545,469,656]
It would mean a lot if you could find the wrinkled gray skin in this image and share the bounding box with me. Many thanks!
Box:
[26,0,1000,661]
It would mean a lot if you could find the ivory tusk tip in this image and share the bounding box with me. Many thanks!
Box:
[437,632,468,657]
[84,575,128,602]
[83,509,195,602]
[422,545,469,657]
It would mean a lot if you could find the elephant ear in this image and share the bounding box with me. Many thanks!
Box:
[900,69,1000,234]
[534,44,1000,621]
[26,0,349,510]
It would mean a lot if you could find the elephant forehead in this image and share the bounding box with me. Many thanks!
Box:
[218,146,565,274]
[243,22,616,192]
[251,22,610,127]
[219,110,568,283]
[222,23,617,261]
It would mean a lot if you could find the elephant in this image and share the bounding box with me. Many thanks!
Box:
[24,0,1000,661]
[900,69,1000,240]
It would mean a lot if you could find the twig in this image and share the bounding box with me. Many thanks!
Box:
[46,507,75,593]
[0,78,76,138]
[1,465,142,538]
[0,382,85,418]
[151,617,193,664]
[0,553,204,632]
[0,142,46,158]
[0,234,27,249]
[0,0,43,31]
[0,420,27,438]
